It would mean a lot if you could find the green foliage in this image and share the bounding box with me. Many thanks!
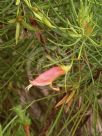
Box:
[0,124,3,136]
[0,0,102,136]
[13,105,31,125]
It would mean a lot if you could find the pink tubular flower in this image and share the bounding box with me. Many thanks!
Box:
[25,65,72,91]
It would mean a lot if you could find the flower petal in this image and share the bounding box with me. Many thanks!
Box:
[25,65,72,91]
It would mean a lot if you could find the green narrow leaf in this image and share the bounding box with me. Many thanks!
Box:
[47,106,64,136]
[15,22,20,45]
[23,0,32,8]
[42,16,54,28]
[21,20,37,31]
[8,18,16,24]
[70,0,78,18]
[0,124,3,136]
[16,0,20,5]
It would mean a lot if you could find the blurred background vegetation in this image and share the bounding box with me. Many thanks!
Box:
[0,0,102,136]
